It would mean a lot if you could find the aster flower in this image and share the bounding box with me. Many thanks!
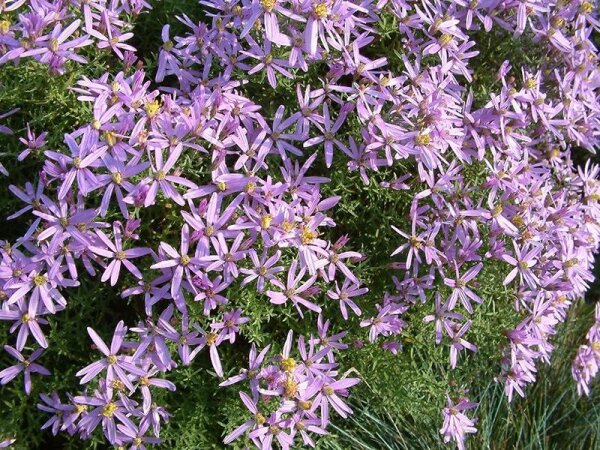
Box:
[440,395,478,450]
[267,259,321,315]
[240,249,284,292]
[360,302,406,342]
[502,243,541,289]
[89,11,136,59]
[0,346,50,395]
[75,388,137,444]
[443,262,483,314]
[423,293,464,345]
[211,309,249,344]
[220,343,271,398]
[18,123,47,161]
[117,420,162,449]
[243,37,294,88]
[448,321,477,369]
[89,226,151,286]
[327,279,365,320]
[0,296,48,350]
[150,225,201,298]
[7,270,68,315]
[304,103,351,167]
[313,377,361,426]
[223,391,266,445]
[75,321,145,394]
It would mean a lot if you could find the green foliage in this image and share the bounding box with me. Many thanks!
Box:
[320,304,600,450]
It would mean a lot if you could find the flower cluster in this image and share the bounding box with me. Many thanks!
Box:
[440,394,478,450]
[0,0,599,448]
[0,61,366,445]
[221,328,359,449]
[573,304,600,396]
[0,0,151,74]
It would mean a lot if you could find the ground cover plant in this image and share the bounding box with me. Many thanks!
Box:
[0,0,599,449]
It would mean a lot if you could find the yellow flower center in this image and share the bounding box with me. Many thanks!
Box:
[524,78,537,89]
[155,170,166,181]
[0,20,10,35]
[102,402,118,418]
[260,0,277,11]
[564,258,578,268]
[104,131,117,147]
[163,40,174,51]
[409,235,422,248]
[33,274,47,287]
[415,132,431,145]
[107,355,118,365]
[180,255,191,266]
[206,332,218,346]
[298,400,312,410]
[301,226,317,245]
[75,404,88,414]
[21,313,31,323]
[145,100,161,118]
[255,413,266,425]
[283,377,299,398]
[49,38,59,52]
[512,215,525,228]
[282,221,296,232]
[115,251,126,261]
[216,181,227,192]
[112,171,123,184]
[313,3,329,19]
[580,2,593,14]
[439,34,453,46]
[261,215,272,230]
[280,357,296,373]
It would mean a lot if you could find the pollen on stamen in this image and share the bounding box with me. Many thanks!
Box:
[102,402,118,418]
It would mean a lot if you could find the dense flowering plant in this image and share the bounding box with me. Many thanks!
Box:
[0,0,599,449]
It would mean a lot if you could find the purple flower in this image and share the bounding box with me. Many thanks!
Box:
[440,395,478,450]
[0,346,50,395]
[75,321,145,395]
[327,279,366,320]
[0,297,48,350]
[313,377,360,426]
[267,259,321,315]
[89,225,151,286]
[241,249,284,292]
[443,262,483,314]
[448,321,477,369]
[75,388,137,444]
[502,243,541,289]
[151,224,201,298]
[211,309,249,344]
